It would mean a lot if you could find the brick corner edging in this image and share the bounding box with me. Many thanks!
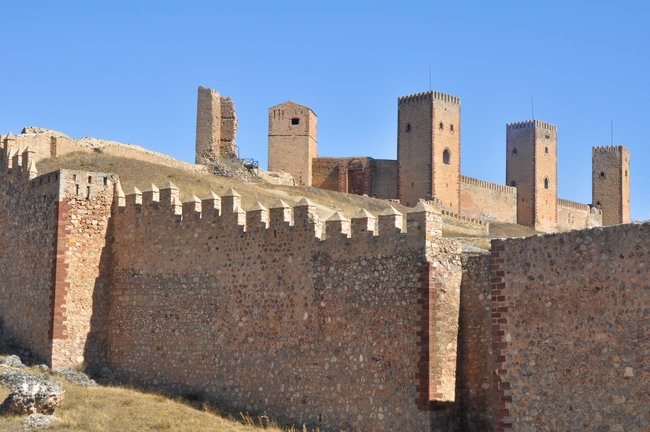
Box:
[490,241,513,431]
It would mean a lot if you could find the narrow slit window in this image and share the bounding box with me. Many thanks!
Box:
[544,177,549,189]
[439,122,443,130]
[86,186,91,199]
[512,148,518,156]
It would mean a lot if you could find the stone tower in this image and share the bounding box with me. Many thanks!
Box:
[592,145,630,225]
[397,91,461,210]
[268,101,317,186]
[506,120,557,231]
[195,86,237,164]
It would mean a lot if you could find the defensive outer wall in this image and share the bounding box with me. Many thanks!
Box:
[0,140,648,431]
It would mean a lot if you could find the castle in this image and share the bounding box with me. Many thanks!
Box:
[0,86,646,432]
[266,90,630,232]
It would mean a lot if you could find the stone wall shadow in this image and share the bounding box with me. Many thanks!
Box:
[82,208,115,379]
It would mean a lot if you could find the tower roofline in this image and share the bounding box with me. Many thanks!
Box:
[592,145,629,153]
[398,90,460,105]
[269,100,317,116]
[506,119,557,132]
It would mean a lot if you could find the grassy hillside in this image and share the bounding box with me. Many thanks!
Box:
[0,368,316,432]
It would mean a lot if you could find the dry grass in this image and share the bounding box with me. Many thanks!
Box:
[0,369,320,432]
[37,152,410,222]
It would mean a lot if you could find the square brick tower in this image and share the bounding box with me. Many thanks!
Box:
[268,101,317,186]
[592,145,630,225]
[397,91,461,210]
[506,120,557,231]
[195,86,238,164]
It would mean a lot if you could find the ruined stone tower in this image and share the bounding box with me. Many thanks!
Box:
[195,86,237,164]
[592,145,630,225]
[506,120,557,231]
[267,101,317,186]
[397,91,461,210]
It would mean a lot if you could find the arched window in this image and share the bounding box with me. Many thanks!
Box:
[512,148,518,156]
[406,123,411,132]
[600,172,605,179]
[544,177,549,189]
[510,180,516,187]
[439,122,444,130]
[442,148,451,165]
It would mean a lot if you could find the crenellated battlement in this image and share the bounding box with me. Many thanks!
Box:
[461,175,516,194]
[398,90,460,105]
[557,198,592,212]
[592,145,624,153]
[506,119,557,132]
[116,184,442,247]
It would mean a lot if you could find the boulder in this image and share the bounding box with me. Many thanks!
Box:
[0,379,65,415]
[0,354,24,368]
[0,370,36,388]
[21,413,58,430]
[51,368,97,387]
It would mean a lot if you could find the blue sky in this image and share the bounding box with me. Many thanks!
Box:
[1,1,648,220]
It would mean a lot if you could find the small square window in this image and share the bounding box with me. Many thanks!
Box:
[291,118,300,125]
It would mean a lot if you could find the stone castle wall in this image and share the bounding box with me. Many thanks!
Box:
[312,157,344,192]
[490,223,650,431]
[371,159,398,199]
[0,143,115,367]
[0,149,60,362]
[556,198,602,231]
[105,189,463,431]
[460,176,517,223]
[457,253,494,431]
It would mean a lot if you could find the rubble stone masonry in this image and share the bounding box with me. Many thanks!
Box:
[107,191,462,431]
[491,223,650,431]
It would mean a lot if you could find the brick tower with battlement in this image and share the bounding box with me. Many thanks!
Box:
[267,101,318,186]
[506,120,558,231]
[397,91,461,211]
[592,145,630,225]
[195,86,238,164]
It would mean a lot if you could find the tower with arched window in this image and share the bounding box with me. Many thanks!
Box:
[397,90,461,211]
[506,120,558,231]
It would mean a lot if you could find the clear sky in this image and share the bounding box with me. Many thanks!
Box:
[1,1,648,220]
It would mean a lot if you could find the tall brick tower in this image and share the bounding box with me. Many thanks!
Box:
[268,101,317,186]
[397,91,461,210]
[506,120,557,231]
[195,86,237,164]
[592,145,630,225]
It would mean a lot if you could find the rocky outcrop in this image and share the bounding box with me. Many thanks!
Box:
[0,379,65,415]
